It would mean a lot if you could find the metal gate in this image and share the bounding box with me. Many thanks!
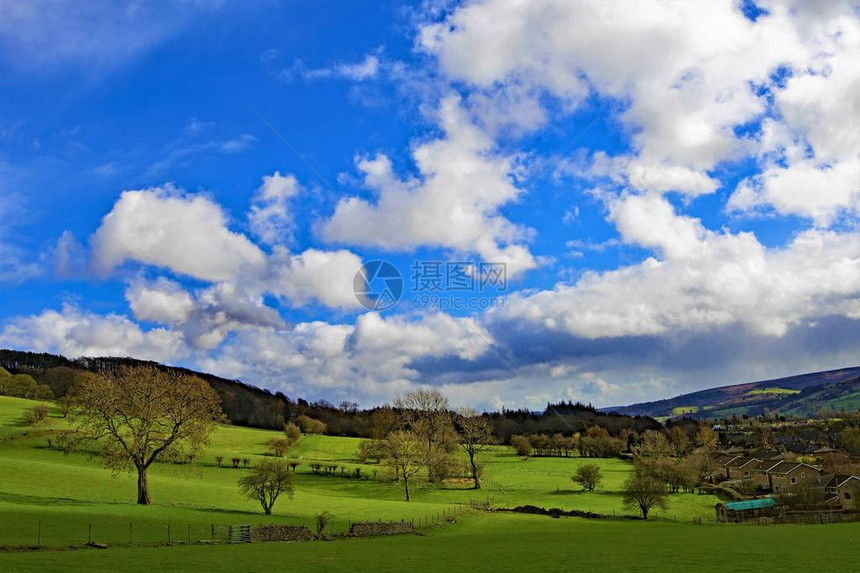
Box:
[228,524,252,543]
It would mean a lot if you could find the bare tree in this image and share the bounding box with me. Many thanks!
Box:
[238,459,294,514]
[666,426,690,457]
[394,388,458,482]
[572,464,603,492]
[687,452,720,484]
[455,407,494,489]
[633,430,672,459]
[385,430,423,501]
[622,473,668,519]
[394,388,451,446]
[63,366,224,504]
[694,426,719,451]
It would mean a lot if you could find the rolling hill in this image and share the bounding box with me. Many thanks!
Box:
[607,367,860,419]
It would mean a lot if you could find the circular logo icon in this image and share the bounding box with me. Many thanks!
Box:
[353,260,403,311]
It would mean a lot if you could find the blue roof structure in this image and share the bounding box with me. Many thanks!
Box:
[725,498,777,511]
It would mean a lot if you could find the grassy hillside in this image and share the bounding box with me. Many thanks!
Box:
[608,367,860,419]
[2,395,858,571]
[0,395,714,549]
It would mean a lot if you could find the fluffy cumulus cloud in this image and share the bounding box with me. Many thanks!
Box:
[420,0,804,189]
[197,311,494,404]
[321,95,537,275]
[419,0,860,204]
[729,8,860,223]
[0,304,185,363]
[91,185,267,282]
[81,183,368,351]
[494,192,860,339]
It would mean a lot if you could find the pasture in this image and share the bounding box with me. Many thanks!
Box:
[0,396,855,571]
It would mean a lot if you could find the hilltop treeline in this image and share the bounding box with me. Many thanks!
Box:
[0,349,659,438]
[486,401,662,441]
[0,350,291,429]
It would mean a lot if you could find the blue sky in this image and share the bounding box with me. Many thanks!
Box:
[1,0,860,410]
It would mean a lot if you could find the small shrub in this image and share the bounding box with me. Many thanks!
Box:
[296,415,327,435]
[572,464,603,492]
[316,511,334,536]
[215,456,224,467]
[24,404,49,426]
[284,422,301,441]
[268,437,291,458]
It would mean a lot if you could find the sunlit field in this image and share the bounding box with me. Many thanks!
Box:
[1,396,857,572]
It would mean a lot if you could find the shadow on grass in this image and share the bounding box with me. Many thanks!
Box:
[0,491,97,507]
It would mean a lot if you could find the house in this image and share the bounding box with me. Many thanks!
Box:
[824,475,860,511]
[715,498,778,523]
[767,462,822,493]
[725,457,761,481]
[750,460,783,489]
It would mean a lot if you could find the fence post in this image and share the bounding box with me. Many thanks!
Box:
[88,523,93,545]
[129,522,133,544]
[37,521,41,546]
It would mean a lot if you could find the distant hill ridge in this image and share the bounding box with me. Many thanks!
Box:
[0,349,291,429]
[605,366,860,419]
[1,349,660,438]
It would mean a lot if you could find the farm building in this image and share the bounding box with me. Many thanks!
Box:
[715,498,778,523]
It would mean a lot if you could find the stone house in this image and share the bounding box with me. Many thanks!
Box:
[725,457,761,481]
[767,462,822,493]
[824,475,860,511]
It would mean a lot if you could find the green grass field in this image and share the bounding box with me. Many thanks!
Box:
[1,395,857,571]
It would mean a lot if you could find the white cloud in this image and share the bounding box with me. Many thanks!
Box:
[197,311,494,404]
[287,54,382,82]
[91,185,267,282]
[729,158,860,224]
[495,194,860,339]
[321,95,537,275]
[730,13,860,222]
[418,0,860,201]
[0,304,185,362]
[265,247,364,309]
[248,172,300,245]
[125,276,195,324]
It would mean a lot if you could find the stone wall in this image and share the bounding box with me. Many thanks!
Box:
[252,524,315,542]
[349,521,414,537]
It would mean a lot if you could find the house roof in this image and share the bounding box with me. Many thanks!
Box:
[726,457,761,469]
[824,475,860,488]
[768,462,821,475]
[751,460,782,473]
[725,498,777,511]
[717,455,742,467]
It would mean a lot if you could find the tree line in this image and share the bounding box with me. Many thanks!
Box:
[0,350,660,439]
